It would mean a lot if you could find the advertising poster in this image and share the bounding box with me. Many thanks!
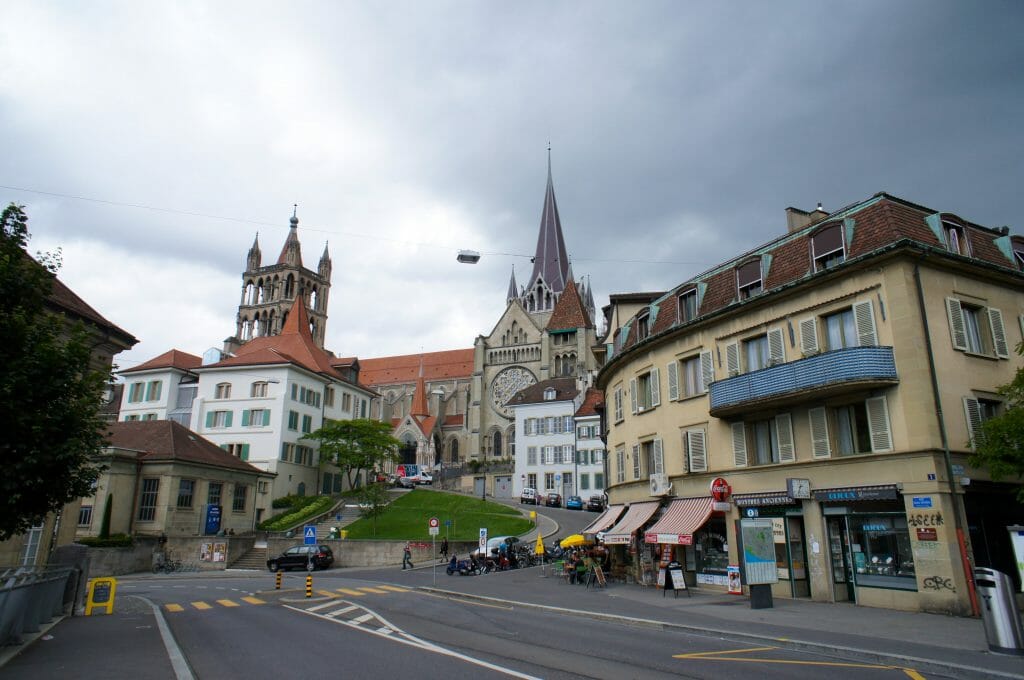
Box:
[200,542,212,562]
[727,565,742,594]
[213,542,227,563]
[1009,526,1024,592]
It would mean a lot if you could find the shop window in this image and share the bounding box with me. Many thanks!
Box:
[848,515,916,589]
[812,223,845,271]
[694,519,729,585]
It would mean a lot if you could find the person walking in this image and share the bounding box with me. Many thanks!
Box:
[439,537,449,561]
[402,541,413,570]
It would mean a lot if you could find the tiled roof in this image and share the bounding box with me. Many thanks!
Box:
[611,192,1023,360]
[106,420,266,474]
[121,349,202,374]
[575,387,604,417]
[507,377,578,407]
[547,278,593,330]
[359,349,474,386]
[443,414,464,427]
[46,272,137,347]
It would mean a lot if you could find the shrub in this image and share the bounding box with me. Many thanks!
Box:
[258,495,335,531]
[272,494,310,510]
[77,533,133,548]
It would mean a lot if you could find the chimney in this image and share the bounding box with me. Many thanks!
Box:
[810,202,829,224]
[786,207,813,233]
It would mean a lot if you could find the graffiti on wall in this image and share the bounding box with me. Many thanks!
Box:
[922,575,956,592]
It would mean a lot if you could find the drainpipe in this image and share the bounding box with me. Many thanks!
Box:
[913,258,980,616]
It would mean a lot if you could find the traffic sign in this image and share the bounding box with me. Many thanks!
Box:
[429,517,439,528]
[429,527,439,536]
[304,525,316,545]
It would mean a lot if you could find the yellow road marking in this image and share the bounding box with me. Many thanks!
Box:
[191,601,212,610]
[378,585,409,592]
[673,647,917,673]
[337,588,364,596]
[358,587,389,594]
[316,590,339,598]
[216,599,239,608]
[902,670,927,680]
[164,604,184,613]
[242,596,265,605]
[675,647,775,658]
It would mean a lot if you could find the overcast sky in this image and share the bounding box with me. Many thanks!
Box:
[2,2,1022,372]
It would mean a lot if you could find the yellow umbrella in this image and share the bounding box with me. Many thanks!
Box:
[534,533,545,555]
[560,534,593,549]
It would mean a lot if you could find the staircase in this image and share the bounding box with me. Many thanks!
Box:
[231,546,270,571]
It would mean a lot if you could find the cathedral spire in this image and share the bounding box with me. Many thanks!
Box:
[506,266,518,304]
[278,205,303,266]
[319,241,332,278]
[411,357,429,418]
[526,149,570,296]
[247,233,262,270]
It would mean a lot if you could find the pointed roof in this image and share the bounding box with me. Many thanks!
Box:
[575,387,604,417]
[526,154,570,293]
[277,210,303,266]
[410,358,429,417]
[506,266,518,302]
[546,278,593,331]
[320,242,331,263]
[120,349,202,374]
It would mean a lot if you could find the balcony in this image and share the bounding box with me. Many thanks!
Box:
[709,346,898,417]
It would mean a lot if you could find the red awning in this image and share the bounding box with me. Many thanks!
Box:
[581,504,625,535]
[602,501,661,545]
[643,497,714,545]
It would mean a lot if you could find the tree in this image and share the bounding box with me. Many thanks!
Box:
[356,482,390,537]
[303,418,401,490]
[970,342,1024,501]
[0,204,109,540]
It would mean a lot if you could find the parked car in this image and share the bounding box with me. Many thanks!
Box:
[586,494,606,512]
[416,473,433,485]
[565,495,584,510]
[545,492,562,508]
[520,487,538,504]
[472,535,520,557]
[267,545,334,571]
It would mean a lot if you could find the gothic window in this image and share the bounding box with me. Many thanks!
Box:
[268,310,276,335]
[449,438,459,463]
[285,274,296,299]
[493,431,503,458]
[310,288,318,311]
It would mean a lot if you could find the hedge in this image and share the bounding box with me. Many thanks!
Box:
[258,495,335,531]
[77,533,133,548]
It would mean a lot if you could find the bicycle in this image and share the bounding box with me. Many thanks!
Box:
[153,553,183,574]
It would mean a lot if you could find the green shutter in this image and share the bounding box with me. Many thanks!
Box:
[241,444,249,461]
[145,382,153,401]
[263,409,271,426]
[241,410,250,426]
[225,411,233,427]
[206,411,214,428]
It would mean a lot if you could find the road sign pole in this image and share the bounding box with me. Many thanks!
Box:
[432,534,436,586]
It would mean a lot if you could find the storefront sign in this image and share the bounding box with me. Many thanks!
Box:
[711,501,731,512]
[644,532,693,545]
[734,492,796,507]
[916,528,938,541]
[912,496,933,508]
[710,477,732,502]
[812,485,898,502]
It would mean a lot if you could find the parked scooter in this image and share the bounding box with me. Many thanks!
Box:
[447,555,483,576]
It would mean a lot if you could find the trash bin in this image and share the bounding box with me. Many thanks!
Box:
[974,567,1024,655]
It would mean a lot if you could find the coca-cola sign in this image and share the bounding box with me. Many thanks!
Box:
[710,477,731,502]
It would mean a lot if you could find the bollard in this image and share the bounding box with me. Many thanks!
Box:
[275,570,282,590]
[305,574,312,598]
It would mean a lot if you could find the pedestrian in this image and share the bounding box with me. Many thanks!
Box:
[439,537,449,561]
[402,541,413,570]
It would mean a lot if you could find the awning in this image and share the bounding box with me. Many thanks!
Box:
[602,501,661,545]
[643,497,714,545]
[582,504,625,535]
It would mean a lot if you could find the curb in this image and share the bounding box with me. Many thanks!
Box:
[0,615,65,670]
[418,587,1020,680]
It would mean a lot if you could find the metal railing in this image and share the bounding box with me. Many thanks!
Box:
[0,565,73,646]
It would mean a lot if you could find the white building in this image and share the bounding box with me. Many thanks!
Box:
[118,349,201,424]
[573,387,606,499]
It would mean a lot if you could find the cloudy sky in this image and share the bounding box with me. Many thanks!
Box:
[2,2,1022,372]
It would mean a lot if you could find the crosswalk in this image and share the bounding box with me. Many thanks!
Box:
[162,585,410,613]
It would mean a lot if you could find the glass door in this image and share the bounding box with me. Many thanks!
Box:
[826,516,855,602]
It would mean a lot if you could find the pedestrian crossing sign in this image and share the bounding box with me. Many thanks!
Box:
[304,525,316,545]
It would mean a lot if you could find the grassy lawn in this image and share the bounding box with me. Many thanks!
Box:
[343,489,535,540]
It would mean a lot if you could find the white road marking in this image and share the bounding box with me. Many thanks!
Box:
[352,613,374,624]
[307,601,340,613]
[329,606,358,617]
[133,596,195,680]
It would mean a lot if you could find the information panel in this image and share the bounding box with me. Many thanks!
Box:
[740,518,779,585]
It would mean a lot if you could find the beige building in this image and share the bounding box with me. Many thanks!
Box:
[597,192,1024,614]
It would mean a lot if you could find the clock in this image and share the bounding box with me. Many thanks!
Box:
[489,366,537,418]
[787,477,811,500]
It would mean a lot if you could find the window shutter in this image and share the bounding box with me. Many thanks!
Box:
[775,413,795,462]
[667,361,679,401]
[800,317,819,356]
[525,419,533,435]
[962,397,982,449]
[650,368,661,407]
[653,438,664,475]
[768,327,786,365]
[687,430,707,472]
[225,411,233,428]
[241,444,250,461]
[241,410,250,427]
[726,341,741,376]
[205,411,214,428]
[809,407,831,458]
[699,351,714,393]
[629,378,638,414]
[632,444,641,479]
[987,308,1009,358]
[145,382,153,401]
[731,422,748,467]
[263,409,271,426]
[865,396,893,452]
[614,389,623,421]
[853,300,878,347]
[946,298,968,350]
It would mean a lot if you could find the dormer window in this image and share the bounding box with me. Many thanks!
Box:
[943,221,970,256]
[1012,237,1024,270]
[678,289,698,324]
[543,387,556,401]
[637,311,650,341]
[812,223,845,271]
[736,259,762,299]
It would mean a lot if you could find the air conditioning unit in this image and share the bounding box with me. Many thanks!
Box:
[649,473,673,497]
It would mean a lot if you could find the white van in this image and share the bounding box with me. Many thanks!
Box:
[520,487,538,504]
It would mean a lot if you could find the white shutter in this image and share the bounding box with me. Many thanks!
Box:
[699,351,715,393]
[686,429,707,472]
[809,407,831,459]
[768,327,786,365]
[775,413,795,462]
[667,361,679,401]
[650,368,661,407]
[799,317,819,356]
[632,444,641,479]
[865,396,893,452]
[726,341,741,376]
[614,388,623,421]
[988,308,1009,358]
[853,300,878,347]
[946,298,968,350]
[731,422,748,467]
[629,379,638,414]
[963,397,982,449]
[653,438,664,475]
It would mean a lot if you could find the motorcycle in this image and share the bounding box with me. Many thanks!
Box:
[447,555,483,576]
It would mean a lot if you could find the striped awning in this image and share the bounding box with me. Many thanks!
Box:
[582,504,625,535]
[643,497,714,545]
[602,501,661,545]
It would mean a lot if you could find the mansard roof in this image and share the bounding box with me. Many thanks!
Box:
[107,420,266,475]
[359,348,474,386]
[120,349,202,374]
[525,158,571,293]
[546,278,593,331]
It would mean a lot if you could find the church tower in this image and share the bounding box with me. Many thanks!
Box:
[225,208,331,354]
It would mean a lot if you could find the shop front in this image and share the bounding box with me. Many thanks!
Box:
[733,491,810,598]
[643,496,714,589]
[814,484,916,603]
[602,501,660,585]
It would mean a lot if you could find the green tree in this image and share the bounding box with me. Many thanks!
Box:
[0,204,109,540]
[356,482,390,536]
[970,343,1024,501]
[304,418,400,490]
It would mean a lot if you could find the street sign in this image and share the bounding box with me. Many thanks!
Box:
[429,527,439,536]
[479,528,488,554]
[444,519,452,527]
[429,517,439,528]
[304,525,316,545]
